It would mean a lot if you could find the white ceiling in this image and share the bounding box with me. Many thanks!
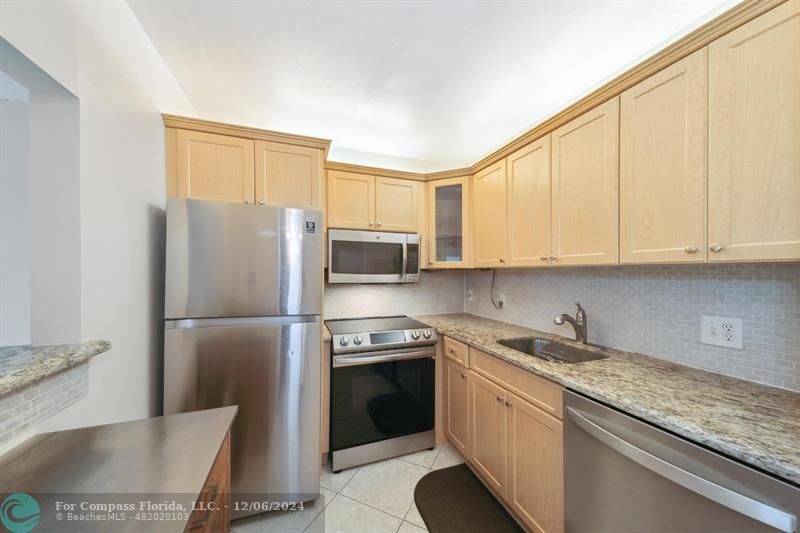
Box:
[128,0,735,173]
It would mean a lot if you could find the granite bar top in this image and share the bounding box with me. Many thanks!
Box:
[414,313,800,486]
[0,340,111,396]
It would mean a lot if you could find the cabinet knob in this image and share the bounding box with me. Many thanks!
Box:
[496,395,503,402]
[539,256,549,261]
[499,258,505,263]
[258,200,265,205]
[368,222,374,227]
[244,200,252,205]
[684,245,698,254]
[460,373,466,379]
[505,400,513,408]
[376,222,382,227]
[709,243,724,253]
[549,256,558,261]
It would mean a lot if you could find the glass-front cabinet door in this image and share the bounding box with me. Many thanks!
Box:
[427,176,471,268]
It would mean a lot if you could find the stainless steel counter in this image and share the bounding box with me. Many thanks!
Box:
[0,406,237,532]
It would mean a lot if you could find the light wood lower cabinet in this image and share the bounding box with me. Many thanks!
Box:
[468,370,508,498]
[186,431,231,532]
[708,0,800,262]
[507,392,564,533]
[444,358,469,457]
[440,339,563,533]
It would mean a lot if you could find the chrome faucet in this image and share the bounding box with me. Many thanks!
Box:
[554,303,588,344]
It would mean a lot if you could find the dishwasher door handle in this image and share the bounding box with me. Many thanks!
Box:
[566,407,797,533]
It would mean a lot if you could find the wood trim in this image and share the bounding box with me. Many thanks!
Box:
[470,0,787,173]
[325,160,427,181]
[162,114,331,153]
[425,167,473,181]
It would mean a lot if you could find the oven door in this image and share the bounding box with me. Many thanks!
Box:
[328,229,411,283]
[330,347,435,452]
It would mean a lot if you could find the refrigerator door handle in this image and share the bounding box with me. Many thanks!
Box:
[566,407,797,533]
[166,315,320,329]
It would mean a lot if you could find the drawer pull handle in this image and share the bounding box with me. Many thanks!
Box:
[709,243,724,253]
[684,245,697,254]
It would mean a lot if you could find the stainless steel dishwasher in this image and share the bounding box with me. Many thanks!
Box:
[564,391,799,533]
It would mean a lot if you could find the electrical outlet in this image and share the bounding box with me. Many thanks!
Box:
[701,316,743,349]
[467,290,473,301]
[498,293,506,308]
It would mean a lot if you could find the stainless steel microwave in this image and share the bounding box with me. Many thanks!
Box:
[327,229,420,284]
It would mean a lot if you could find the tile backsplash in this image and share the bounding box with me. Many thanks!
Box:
[324,270,465,319]
[466,263,800,392]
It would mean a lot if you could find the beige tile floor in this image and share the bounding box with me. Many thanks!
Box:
[232,442,466,533]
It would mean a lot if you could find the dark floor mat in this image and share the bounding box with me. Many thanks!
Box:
[414,463,524,533]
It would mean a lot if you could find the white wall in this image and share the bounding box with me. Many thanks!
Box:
[0,1,168,429]
[0,93,31,346]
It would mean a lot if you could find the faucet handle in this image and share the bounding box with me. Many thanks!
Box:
[574,302,585,313]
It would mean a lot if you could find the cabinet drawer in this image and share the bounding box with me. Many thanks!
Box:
[443,337,469,367]
[186,432,231,532]
[470,349,562,419]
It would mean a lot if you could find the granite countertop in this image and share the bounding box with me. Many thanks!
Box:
[0,406,237,533]
[0,340,111,396]
[414,313,800,486]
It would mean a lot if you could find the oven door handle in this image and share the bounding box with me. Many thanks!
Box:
[333,349,434,368]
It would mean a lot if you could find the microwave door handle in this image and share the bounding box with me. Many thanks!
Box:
[566,407,797,533]
[402,241,408,281]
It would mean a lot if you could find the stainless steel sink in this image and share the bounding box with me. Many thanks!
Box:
[497,337,609,364]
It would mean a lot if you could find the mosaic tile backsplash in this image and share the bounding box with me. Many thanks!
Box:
[465,263,800,392]
[0,363,88,448]
[324,270,465,319]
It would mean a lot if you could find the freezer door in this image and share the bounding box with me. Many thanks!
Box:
[165,198,322,319]
[164,316,320,517]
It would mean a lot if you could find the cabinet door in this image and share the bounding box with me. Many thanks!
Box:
[551,98,619,265]
[375,177,419,232]
[445,359,469,457]
[176,130,255,203]
[254,141,321,209]
[473,161,508,267]
[708,1,800,262]
[507,392,563,533]
[620,49,707,264]
[327,171,374,229]
[507,136,551,267]
[428,177,471,268]
[469,370,507,497]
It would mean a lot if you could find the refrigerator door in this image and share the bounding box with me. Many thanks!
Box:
[164,316,321,518]
[165,198,322,319]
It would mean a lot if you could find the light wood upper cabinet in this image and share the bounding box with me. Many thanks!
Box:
[255,141,322,209]
[620,49,707,264]
[507,392,564,533]
[428,177,471,268]
[473,161,508,267]
[375,176,419,232]
[551,98,620,265]
[507,136,552,267]
[469,370,507,498]
[708,0,800,262]
[445,358,470,457]
[176,130,255,203]
[327,171,375,229]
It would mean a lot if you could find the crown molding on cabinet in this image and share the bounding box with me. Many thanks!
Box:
[324,160,472,182]
[470,0,787,173]
[162,114,332,158]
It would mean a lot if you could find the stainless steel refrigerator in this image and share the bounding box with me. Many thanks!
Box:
[163,198,322,519]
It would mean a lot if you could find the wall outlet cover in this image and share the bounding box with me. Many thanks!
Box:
[701,316,743,350]
[498,293,506,307]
